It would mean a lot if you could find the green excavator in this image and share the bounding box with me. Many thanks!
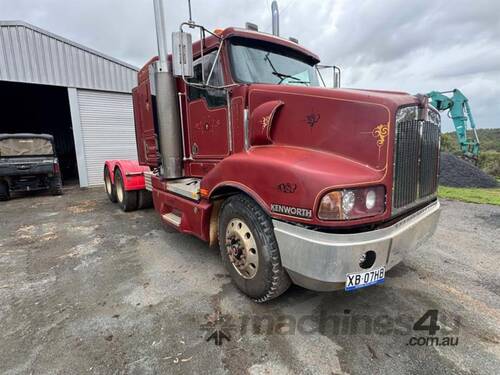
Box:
[426,89,480,163]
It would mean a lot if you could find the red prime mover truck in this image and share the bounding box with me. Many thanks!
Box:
[104,1,441,302]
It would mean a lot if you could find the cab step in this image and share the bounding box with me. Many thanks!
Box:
[166,178,201,201]
[162,212,182,227]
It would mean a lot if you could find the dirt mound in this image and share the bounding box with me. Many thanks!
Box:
[439,152,498,188]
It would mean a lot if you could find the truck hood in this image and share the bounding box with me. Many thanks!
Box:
[247,84,419,171]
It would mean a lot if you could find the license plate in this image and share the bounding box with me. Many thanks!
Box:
[345,267,385,291]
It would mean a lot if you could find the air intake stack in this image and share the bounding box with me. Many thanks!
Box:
[153,0,183,178]
[271,1,279,36]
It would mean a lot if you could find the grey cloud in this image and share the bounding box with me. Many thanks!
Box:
[0,0,498,131]
[430,50,500,79]
[323,0,500,66]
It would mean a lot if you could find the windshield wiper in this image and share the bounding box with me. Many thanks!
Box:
[263,52,310,85]
[271,71,301,81]
[271,71,310,85]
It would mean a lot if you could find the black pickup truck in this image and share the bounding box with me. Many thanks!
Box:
[0,134,63,200]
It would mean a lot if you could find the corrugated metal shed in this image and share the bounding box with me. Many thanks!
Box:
[0,21,138,93]
[76,90,138,186]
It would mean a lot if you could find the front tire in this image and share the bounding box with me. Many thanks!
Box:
[218,194,291,302]
[114,168,138,212]
[0,181,10,201]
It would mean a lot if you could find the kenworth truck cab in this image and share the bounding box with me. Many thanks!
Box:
[104,7,440,302]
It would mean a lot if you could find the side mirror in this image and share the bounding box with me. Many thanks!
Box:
[316,65,341,89]
[172,31,194,78]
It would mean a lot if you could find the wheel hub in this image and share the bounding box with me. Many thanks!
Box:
[225,219,258,279]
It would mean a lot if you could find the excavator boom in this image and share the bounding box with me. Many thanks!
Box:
[426,89,480,162]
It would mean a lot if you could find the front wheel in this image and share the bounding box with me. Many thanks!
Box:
[114,168,138,212]
[218,194,291,302]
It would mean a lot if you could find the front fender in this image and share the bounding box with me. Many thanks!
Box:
[201,145,388,227]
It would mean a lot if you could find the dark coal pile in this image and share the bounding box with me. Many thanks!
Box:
[439,152,498,188]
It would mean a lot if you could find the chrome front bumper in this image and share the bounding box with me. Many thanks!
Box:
[273,201,441,291]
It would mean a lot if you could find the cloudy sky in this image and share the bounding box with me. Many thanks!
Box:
[2,0,499,132]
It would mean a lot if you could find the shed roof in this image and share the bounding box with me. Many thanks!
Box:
[0,21,138,93]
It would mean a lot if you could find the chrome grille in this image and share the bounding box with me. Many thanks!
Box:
[419,121,440,197]
[393,119,440,214]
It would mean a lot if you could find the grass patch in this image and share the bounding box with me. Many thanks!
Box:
[438,186,500,205]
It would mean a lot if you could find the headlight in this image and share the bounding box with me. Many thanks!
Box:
[318,186,386,220]
[342,190,355,213]
[365,189,376,209]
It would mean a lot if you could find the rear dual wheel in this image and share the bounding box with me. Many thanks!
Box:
[218,194,291,303]
[104,167,117,203]
[114,168,138,212]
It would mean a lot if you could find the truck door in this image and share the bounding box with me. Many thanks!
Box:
[133,77,160,167]
[186,51,229,159]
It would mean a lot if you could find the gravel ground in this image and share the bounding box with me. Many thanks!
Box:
[0,187,499,374]
[439,152,498,188]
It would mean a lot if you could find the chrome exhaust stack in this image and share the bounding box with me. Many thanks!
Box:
[271,1,279,36]
[153,0,183,178]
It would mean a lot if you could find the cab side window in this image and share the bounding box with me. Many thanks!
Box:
[188,51,227,108]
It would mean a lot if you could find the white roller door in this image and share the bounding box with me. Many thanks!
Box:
[76,89,138,186]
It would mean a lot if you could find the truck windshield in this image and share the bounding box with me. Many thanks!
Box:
[229,39,320,87]
[0,138,54,157]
